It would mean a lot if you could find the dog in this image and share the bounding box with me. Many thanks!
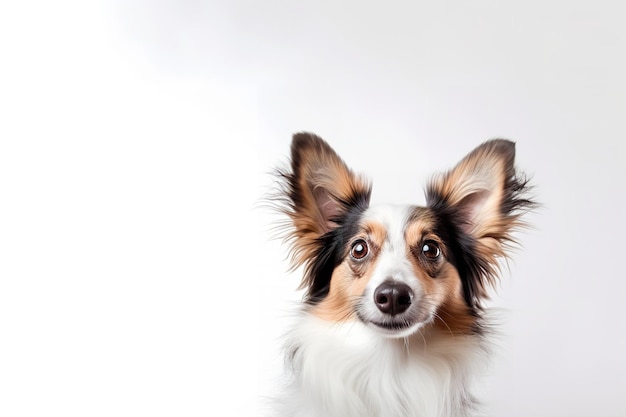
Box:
[269,132,534,417]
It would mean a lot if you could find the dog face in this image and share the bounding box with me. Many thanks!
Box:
[313,203,472,338]
[275,133,533,338]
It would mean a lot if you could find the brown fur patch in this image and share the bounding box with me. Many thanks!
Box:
[429,265,477,335]
[404,212,477,335]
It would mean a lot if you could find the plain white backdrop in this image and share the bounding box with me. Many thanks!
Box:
[1,1,625,416]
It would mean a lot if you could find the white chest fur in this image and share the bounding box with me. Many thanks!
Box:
[274,314,487,417]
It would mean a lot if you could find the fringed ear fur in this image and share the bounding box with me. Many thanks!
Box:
[426,139,535,307]
[275,132,371,298]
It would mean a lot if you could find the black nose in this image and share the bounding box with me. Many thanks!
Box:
[373,282,413,315]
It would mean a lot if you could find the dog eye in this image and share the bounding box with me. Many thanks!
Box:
[350,239,369,260]
[421,241,441,260]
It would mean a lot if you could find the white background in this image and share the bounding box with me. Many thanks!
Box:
[1,1,625,416]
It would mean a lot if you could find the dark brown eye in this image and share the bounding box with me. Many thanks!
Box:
[350,239,369,260]
[421,241,441,260]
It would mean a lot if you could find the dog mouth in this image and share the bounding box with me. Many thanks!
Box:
[370,319,414,331]
[357,311,426,337]
[356,304,433,337]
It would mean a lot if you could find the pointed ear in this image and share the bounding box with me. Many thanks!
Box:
[426,139,534,302]
[277,132,371,274]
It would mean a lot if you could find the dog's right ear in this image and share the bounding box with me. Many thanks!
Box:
[275,132,371,292]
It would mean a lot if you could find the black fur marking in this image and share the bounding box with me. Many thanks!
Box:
[427,200,486,313]
[306,194,370,304]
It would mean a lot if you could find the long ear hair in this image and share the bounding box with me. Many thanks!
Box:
[426,139,536,309]
[273,132,371,301]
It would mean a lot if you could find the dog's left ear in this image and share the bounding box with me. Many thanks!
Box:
[426,139,534,303]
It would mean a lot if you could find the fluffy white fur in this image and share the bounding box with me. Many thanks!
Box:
[274,313,488,417]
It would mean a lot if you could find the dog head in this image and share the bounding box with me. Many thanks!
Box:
[275,133,534,338]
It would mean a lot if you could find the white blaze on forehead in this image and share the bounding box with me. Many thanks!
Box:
[362,204,411,248]
[361,205,418,288]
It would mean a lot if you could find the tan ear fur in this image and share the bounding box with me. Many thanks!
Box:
[426,139,534,303]
[276,132,371,284]
[429,140,515,240]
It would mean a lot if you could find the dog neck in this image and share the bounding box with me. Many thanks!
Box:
[277,312,489,417]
